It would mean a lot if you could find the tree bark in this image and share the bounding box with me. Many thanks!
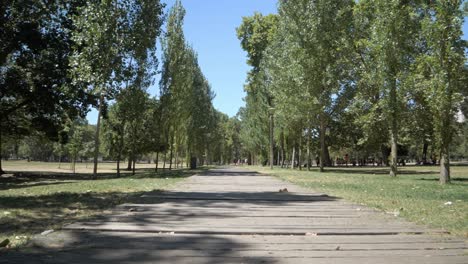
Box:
[155,152,159,172]
[277,148,280,167]
[439,108,451,183]
[439,145,450,184]
[0,127,5,175]
[116,155,120,178]
[422,141,428,164]
[291,144,296,169]
[92,93,105,180]
[127,158,132,171]
[175,149,179,169]
[307,127,311,171]
[269,111,274,169]
[389,129,398,177]
[324,141,331,166]
[319,114,326,172]
[298,134,302,171]
[280,131,285,168]
[169,133,174,170]
[132,158,136,175]
[388,75,398,177]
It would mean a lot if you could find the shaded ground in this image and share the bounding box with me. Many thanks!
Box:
[1,167,466,263]
[0,166,207,247]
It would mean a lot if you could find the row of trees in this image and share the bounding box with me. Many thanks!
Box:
[1,0,241,177]
[236,0,468,183]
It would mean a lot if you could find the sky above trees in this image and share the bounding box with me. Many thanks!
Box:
[87,0,467,124]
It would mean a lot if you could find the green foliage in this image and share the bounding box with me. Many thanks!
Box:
[0,0,94,143]
[158,0,220,167]
[237,13,279,71]
[236,13,279,164]
[234,0,466,182]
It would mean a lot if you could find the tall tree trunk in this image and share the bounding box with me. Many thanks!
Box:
[0,127,4,175]
[439,108,451,184]
[298,135,302,171]
[163,152,166,170]
[437,16,451,184]
[277,148,280,167]
[169,134,174,170]
[127,158,132,171]
[389,76,398,177]
[269,111,274,169]
[389,130,398,177]
[439,144,450,184]
[116,153,121,178]
[155,152,159,172]
[291,144,296,169]
[58,144,63,169]
[324,142,331,166]
[319,114,326,172]
[422,141,429,164]
[307,127,311,171]
[92,93,104,180]
[205,147,210,166]
[132,158,136,175]
[280,131,285,168]
[72,151,77,174]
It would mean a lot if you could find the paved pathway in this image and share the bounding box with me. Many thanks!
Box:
[2,168,467,263]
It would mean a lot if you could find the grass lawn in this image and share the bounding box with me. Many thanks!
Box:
[254,165,468,238]
[0,161,203,248]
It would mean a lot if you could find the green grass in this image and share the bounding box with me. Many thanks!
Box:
[255,165,468,238]
[0,163,204,248]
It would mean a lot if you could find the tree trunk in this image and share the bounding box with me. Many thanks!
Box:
[307,127,311,171]
[277,148,280,167]
[324,141,331,166]
[72,151,77,175]
[269,112,274,169]
[58,144,63,169]
[163,152,166,170]
[117,155,120,178]
[127,158,132,171]
[389,76,398,177]
[439,144,450,184]
[439,108,451,184]
[291,144,296,169]
[155,152,159,172]
[92,93,104,180]
[319,114,326,172]
[422,141,428,164]
[298,135,302,171]
[132,158,136,175]
[169,134,174,170]
[389,130,398,177]
[280,131,285,168]
[0,127,5,175]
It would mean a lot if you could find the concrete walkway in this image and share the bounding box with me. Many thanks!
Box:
[2,168,467,263]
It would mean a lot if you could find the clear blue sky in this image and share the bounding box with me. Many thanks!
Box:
[87,0,468,124]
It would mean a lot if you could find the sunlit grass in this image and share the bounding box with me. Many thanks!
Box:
[254,165,468,238]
